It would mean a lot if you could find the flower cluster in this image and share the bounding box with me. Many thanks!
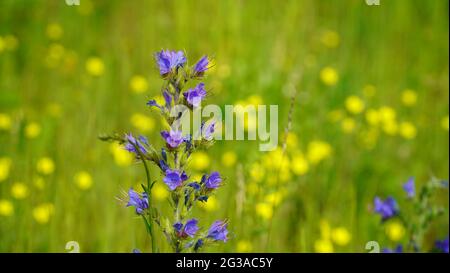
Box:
[102,50,227,253]
[373,177,448,253]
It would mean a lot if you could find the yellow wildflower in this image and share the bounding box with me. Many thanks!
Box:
[221,151,237,168]
[198,195,218,212]
[441,115,449,131]
[0,200,13,217]
[365,109,380,126]
[33,203,54,224]
[11,182,28,199]
[129,75,149,94]
[341,117,356,133]
[249,163,265,182]
[401,89,417,106]
[291,153,309,176]
[331,227,351,246]
[25,122,41,139]
[74,171,93,190]
[0,157,12,182]
[321,30,340,48]
[307,141,332,165]
[314,239,334,253]
[130,113,155,133]
[256,202,273,220]
[345,96,365,114]
[236,240,253,253]
[109,143,133,167]
[399,122,417,139]
[0,113,12,130]
[152,183,169,201]
[36,157,55,175]
[85,57,104,76]
[320,67,339,86]
[385,221,405,242]
[46,23,63,40]
[190,151,210,171]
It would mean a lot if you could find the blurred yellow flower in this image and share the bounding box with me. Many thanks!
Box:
[291,153,309,176]
[0,200,13,217]
[152,182,169,201]
[307,140,332,165]
[285,132,298,149]
[130,113,155,133]
[153,95,165,106]
[0,157,12,182]
[74,171,93,190]
[11,182,29,199]
[345,96,365,114]
[382,119,398,136]
[0,113,12,130]
[256,202,273,220]
[247,181,260,196]
[36,157,55,175]
[321,30,340,48]
[129,75,149,94]
[365,109,380,126]
[385,221,405,242]
[46,23,63,40]
[314,239,334,253]
[3,35,19,51]
[85,57,104,76]
[363,84,376,98]
[319,220,331,240]
[25,122,41,139]
[401,89,417,106]
[265,192,284,206]
[328,109,344,123]
[249,162,265,182]
[34,176,45,190]
[198,195,218,211]
[331,227,351,246]
[320,67,339,86]
[441,115,449,131]
[109,143,133,167]
[399,122,417,139]
[247,95,264,106]
[221,151,237,168]
[0,36,4,52]
[236,240,253,253]
[190,151,210,171]
[378,106,397,123]
[341,117,356,133]
[33,203,54,224]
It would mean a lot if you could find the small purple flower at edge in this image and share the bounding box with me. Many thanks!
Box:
[126,188,149,215]
[435,237,449,253]
[202,121,216,141]
[207,220,229,242]
[374,196,399,221]
[183,83,207,108]
[382,245,403,253]
[403,177,415,198]
[194,56,209,74]
[161,129,184,148]
[205,171,222,189]
[163,169,188,190]
[173,219,199,238]
[155,50,186,75]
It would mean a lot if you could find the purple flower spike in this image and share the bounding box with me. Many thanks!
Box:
[374,196,399,221]
[126,188,149,215]
[183,83,207,108]
[207,220,228,242]
[163,169,187,190]
[194,56,209,74]
[382,245,403,253]
[124,133,149,156]
[202,121,216,141]
[155,50,186,75]
[163,90,172,109]
[402,177,415,198]
[161,129,184,148]
[205,171,222,189]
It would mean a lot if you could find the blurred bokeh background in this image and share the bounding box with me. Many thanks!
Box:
[0,0,448,252]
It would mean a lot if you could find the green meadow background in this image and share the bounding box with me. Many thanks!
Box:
[0,0,448,252]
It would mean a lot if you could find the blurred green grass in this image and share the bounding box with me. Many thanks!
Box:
[0,0,448,252]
